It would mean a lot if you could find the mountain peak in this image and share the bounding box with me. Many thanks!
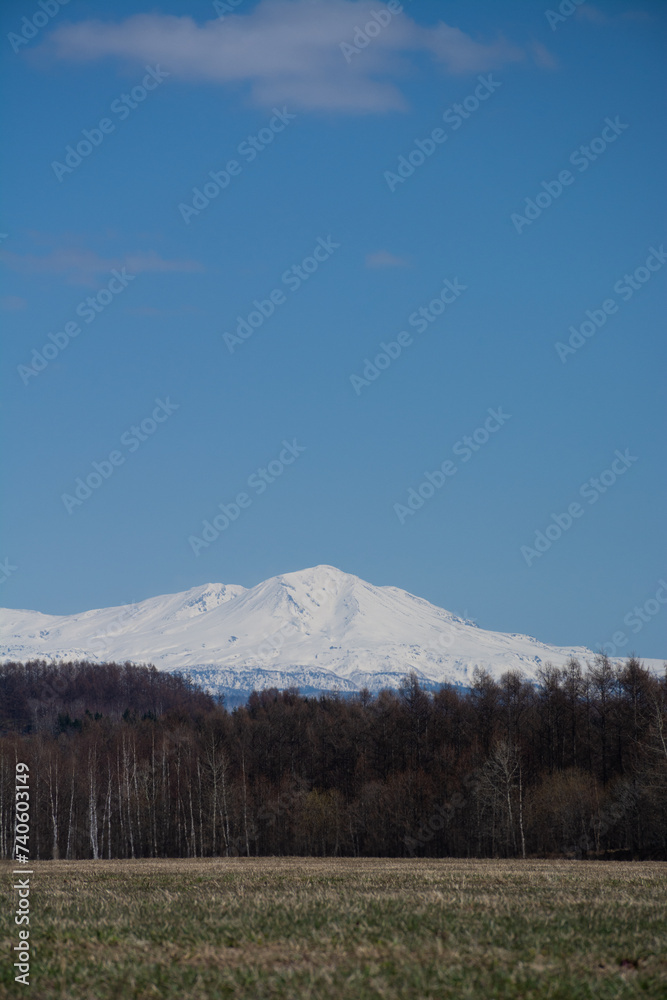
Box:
[277,564,358,586]
[1,567,659,698]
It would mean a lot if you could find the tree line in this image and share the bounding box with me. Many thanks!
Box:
[0,656,665,861]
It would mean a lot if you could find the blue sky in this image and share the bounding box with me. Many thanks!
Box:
[1,0,665,659]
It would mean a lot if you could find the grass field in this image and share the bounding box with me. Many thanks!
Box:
[1,857,666,999]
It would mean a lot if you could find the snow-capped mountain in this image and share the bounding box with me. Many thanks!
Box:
[0,566,661,700]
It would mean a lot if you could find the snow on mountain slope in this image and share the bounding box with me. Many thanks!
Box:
[0,566,662,696]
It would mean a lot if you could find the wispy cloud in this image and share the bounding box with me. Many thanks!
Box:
[125,304,202,318]
[40,1,526,113]
[575,5,609,24]
[575,6,652,24]
[0,296,27,311]
[0,247,203,286]
[365,250,411,269]
[530,41,558,70]
[620,9,653,20]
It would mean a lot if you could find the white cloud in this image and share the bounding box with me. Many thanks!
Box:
[41,1,526,113]
[0,247,203,286]
[365,250,411,269]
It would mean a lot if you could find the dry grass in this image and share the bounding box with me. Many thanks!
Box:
[1,857,666,999]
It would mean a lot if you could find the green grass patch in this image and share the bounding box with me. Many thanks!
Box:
[1,858,665,999]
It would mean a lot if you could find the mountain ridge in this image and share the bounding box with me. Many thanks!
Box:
[1,565,662,698]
